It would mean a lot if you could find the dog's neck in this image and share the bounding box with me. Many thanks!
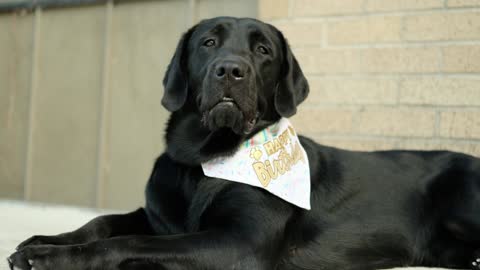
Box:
[165,110,245,165]
[164,110,275,166]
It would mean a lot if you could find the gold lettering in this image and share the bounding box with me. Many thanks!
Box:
[273,159,286,175]
[265,160,278,180]
[292,141,305,163]
[277,133,285,146]
[280,129,291,145]
[288,126,296,136]
[273,139,283,153]
[253,131,307,187]
[253,162,271,187]
[263,141,275,156]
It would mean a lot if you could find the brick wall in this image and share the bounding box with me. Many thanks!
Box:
[259,0,480,156]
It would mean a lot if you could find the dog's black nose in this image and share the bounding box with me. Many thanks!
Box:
[215,61,245,80]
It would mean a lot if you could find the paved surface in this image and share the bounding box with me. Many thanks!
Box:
[0,200,454,270]
[0,201,105,270]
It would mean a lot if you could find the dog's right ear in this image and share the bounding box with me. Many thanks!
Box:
[162,27,196,112]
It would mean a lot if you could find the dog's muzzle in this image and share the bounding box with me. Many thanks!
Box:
[201,58,258,135]
[202,97,257,135]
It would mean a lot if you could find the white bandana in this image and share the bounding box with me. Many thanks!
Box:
[201,118,311,210]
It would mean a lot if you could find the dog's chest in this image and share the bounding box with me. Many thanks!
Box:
[183,173,231,232]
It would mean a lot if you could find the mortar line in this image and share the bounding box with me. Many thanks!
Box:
[292,40,480,50]
[95,0,113,209]
[300,103,480,110]
[303,72,480,77]
[309,133,480,143]
[274,7,480,22]
[24,7,41,201]
[305,74,480,79]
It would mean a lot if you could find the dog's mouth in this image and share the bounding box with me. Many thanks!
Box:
[202,97,258,135]
[216,97,237,107]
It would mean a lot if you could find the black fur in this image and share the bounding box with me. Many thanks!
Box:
[8,17,480,270]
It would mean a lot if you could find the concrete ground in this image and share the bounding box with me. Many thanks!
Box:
[0,201,105,270]
[0,200,454,270]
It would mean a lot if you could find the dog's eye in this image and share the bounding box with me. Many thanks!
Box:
[203,39,216,47]
[257,45,269,55]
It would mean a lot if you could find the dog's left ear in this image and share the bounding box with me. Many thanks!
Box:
[274,30,309,118]
[162,27,196,112]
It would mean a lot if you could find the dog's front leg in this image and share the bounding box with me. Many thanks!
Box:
[472,250,480,270]
[15,208,153,250]
[9,231,272,270]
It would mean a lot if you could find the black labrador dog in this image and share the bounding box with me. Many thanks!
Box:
[8,16,480,270]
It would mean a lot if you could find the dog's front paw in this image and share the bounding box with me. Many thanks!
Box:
[472,258,480,270]
[9,245,56,270]
[8,245,78,270]
[7,254,31,270]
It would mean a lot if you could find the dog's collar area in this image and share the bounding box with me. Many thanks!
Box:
[202,118,311,210]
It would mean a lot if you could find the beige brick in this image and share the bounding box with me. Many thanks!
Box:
[363,47,442,73]
[447,0,480,7]
[273,21,324,46]
[296,47,441,74]
[314,138,399,151]
[293,0,364,16]
[355,108,436,137]
[442,45,480,73]
[399,77,480,106]
[305,77,398,105]
[440,111,480,139]
[259,0,289,20]
[291,107,355,135]
[366,0,443,11]
[294,48,363,74]
[328,16,402,45]
[398,140,480,157]
[404,12,480,41]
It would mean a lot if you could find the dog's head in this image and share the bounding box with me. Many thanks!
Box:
[162,17,309,135]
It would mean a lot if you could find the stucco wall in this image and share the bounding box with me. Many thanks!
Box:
[0,0,257,210]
